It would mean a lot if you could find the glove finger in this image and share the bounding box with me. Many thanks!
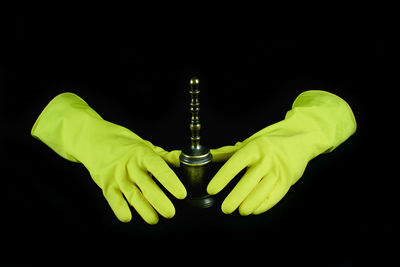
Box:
[143,154,187,199]
[120,179,159,225]
[128,166,176,219]
[103,185,132,223]
[210,145,240,162]
[207,147,251,195]
[252,179,290,215]
[238,173,279,216]
[221,163,267,214]
[152,147,181,168]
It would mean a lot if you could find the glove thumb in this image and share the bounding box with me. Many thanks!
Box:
[140,139,181,168]
[210,142,243,162]
[153,147,181,168]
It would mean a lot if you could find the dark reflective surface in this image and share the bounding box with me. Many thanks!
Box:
[176,161,225,208]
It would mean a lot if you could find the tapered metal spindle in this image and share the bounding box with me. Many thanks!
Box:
[189,77,201,148]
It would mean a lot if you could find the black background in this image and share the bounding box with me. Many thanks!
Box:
[1,11,396,265]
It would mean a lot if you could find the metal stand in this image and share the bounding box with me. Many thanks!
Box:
[179,77,216,208]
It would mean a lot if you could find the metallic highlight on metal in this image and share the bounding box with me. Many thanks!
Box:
[179,77,215,208]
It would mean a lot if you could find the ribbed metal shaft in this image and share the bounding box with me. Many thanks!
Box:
[189,77,201,148]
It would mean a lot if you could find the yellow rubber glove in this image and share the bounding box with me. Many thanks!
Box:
[31,93,186,224]
[207,90,356,215]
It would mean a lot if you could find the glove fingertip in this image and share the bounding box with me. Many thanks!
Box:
[164,206,176,219]
[178,188,187,200]
[170,181,187,200]
[206,183,219,195]
[104,187,132,223]
[117,210,132,223]
[221,201,234,215]
[207,174,226,195]
[146,216,159,225]
[238,205,252,216]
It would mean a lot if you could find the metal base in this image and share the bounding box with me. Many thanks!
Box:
[185,194,217,208]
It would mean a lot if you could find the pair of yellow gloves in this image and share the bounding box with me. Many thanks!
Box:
[31,90,356,224]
